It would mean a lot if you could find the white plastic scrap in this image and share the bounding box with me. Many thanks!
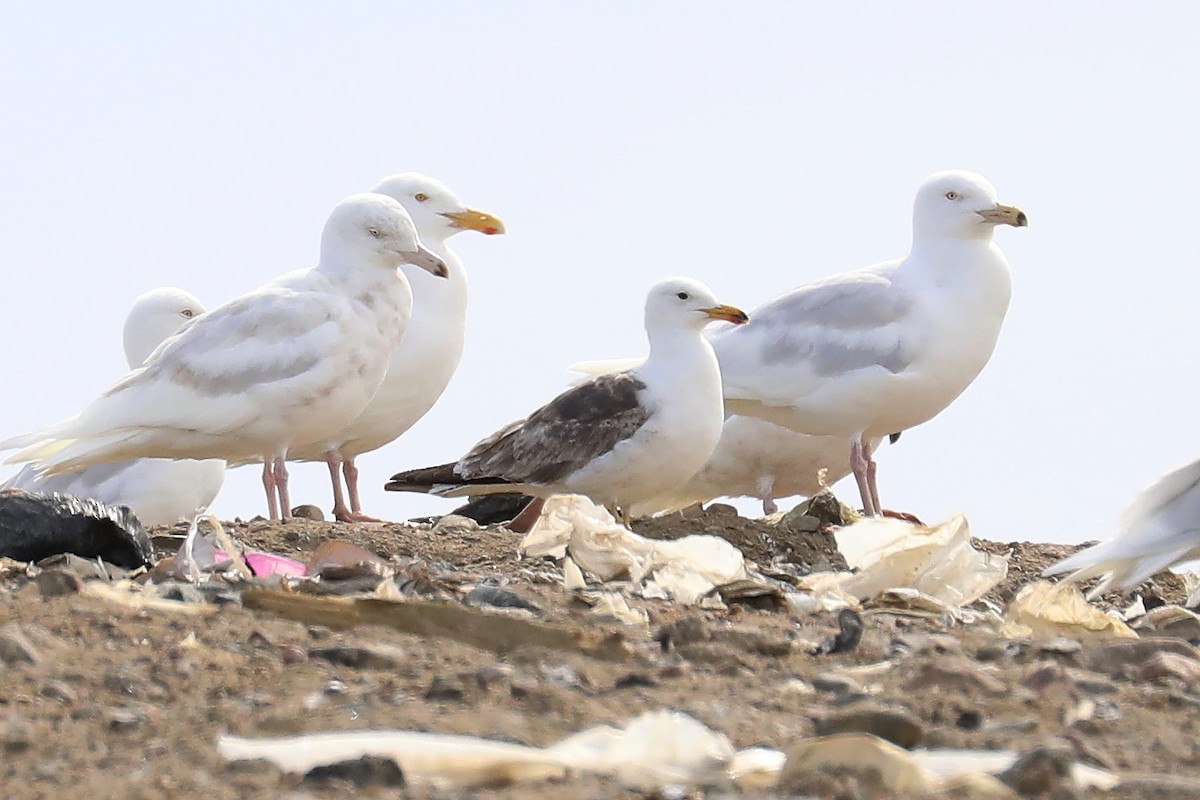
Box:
[520,495,747,605]
[833,514,1007,607]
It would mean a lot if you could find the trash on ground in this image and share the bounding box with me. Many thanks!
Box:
[0,490,152,568]
[1001,580,1137,640]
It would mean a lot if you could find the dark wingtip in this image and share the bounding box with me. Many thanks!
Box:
[888,432,902,445]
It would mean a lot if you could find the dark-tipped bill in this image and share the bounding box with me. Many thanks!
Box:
[402,243,449,278]
[977,203,1028,228]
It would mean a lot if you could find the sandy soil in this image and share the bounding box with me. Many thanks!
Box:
[0,500,1198,799]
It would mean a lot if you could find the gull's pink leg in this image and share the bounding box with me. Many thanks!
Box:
[325,450,354,522]
[332,454,384,523]
[262,460,280,521]
[273,457,292,520]
[863,438,881,515]
[850,439,878,517]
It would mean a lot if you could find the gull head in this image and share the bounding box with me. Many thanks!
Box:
[913,170,1028,241]
[322,193,449,278]
[123,287,205,368]
[645,277,749,334]
[373,172,506,242]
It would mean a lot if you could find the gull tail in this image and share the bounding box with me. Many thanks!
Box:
[12,431,145,477]
[384,463,524,498]
[1042,538,1197,598]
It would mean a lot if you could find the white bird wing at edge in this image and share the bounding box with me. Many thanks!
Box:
[3,284,354,463]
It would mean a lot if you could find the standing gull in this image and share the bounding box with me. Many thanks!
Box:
[2,193,448,520]
[385,277,748,519]
[3,288,226,526]
[288,173,504,522]
[1043,459,1200,595]
[710,170,1026,516]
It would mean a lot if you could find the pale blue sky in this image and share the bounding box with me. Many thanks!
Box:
[2,3,1197,542]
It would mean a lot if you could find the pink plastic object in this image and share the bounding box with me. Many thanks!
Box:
[214,549,306,578]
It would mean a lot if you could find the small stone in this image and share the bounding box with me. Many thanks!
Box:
[998,740,1075,796]
[310,643,405,671]
[463,585,541,613]
[0,623,41,666]
[0,718,31,754]
[814,609,864,655]
[814,706,924,748]
[279,645,308,665]
[1038,637,1082,656]
[613,672,658,690]
[474,665,512,690]
[35,570,83,597]
[432,514,479,536]
[424,676,465,701]
[811,673,866,697]
[107,708,145,732]
[1022,662,1068,692]
[654,617,710,651]
[955,710,982,730]
[291,504,325,521]
[40,681,77,704]
[1087,637,1200,679]
[1139,651,1200,687]
[304,755,404,787]
[901,655,1006,695]
[539,663,581,688]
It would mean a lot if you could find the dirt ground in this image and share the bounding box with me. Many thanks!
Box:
[1,498,1199,800]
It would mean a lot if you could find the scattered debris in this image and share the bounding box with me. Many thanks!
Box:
[0,490,152,568]
[1003,581,1138,640]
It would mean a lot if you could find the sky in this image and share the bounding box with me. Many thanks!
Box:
[1,2,1197,544]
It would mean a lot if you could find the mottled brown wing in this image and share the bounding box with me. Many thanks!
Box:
[457,372,650,487]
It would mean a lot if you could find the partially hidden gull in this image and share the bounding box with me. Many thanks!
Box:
[287,173,504,522]
[709,169,1026,516]
[1043,458,1200,596]
[630,422,899,517]
[568,359,898,516]
[384,277,748,522]
[2,287,226,526]
[1,193,448,520]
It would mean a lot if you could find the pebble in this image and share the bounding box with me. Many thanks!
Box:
[0,718,31,754]
[107,708,145,732]
[304,755,404,787]
[310,643,405,671]
[432,514,479,536]
[0,623,42,666]
[613,672,658,690]
[814,705,924,748]
[1139,651,1200,688]
[279,645,308,665]
[463,585,541,613]
[39,680,78,704]
[290,505,325,522]
[35,570,83,598]
[654,617,710,651]
[998,739,1075,796]
[901,655,1007,695]
[424,676,465,701]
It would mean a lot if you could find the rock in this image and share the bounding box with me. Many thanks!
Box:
[304,755,405,787]
[424,676,465,701]
[432,514,479,536]
[35,569,83,597]
[613,672,658,689]
[107,708,145,732]
[814,706,924,748]
[814,609,864,655]
[463,585,541,613]
[0,718,31,754]
[955,710,982,730]
[0,623,41,666]
[1087,637,1200,679]
[1139,650,1200,687]
[714,578,788,611]
[290,504,325,521]
[39,681,77,704]
[812,672,867,697]
[900,655,1007,695]
[997,740,1075,796]
[1022,662,1068,692]
[279,645,308,665]
[1038,637,1083,656]
[309,643,405,671]
[539,663,581,689]
[655,617,710,651]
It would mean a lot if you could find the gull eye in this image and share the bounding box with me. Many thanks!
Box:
[676,291,690,300]
[368,227,381,237]
[181,309,195,318]
[945,191,960,201]
[414,192,429,202]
